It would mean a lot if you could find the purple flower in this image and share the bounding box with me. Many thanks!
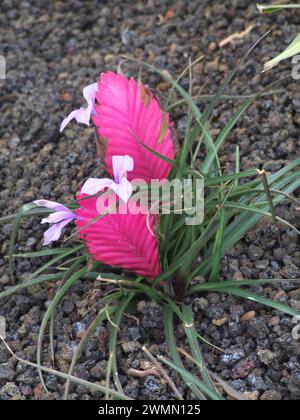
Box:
[81,155,134,203]
[34,200,77,246]
[60,82,98,132]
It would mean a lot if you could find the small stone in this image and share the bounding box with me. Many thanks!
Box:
[268,111,282,129]
[17,323,30,337]
[260,390,282,401]
[0,382,23,400]
[128,327,141,341]
[137,300,146,313]
[45,374,58,392]
[9,134,21,149]
[206,304,225,320]
[90,360,107,379]
[104,54,114,64]
[230,379,246,392]
[0,363,15,381]
[232,271,244,280]
[228,321,245,337]
[2,224,12,237]
[62,300,74,315]
[247,373,267,391]
[20,385,33,397]
[247,317,269,339]
[232,357,255,379]
[220,349,245,365]
[71,322,86,339]
[291,300,300,312]
[241,311,256,322]
[273,248,285,260]
[40,183,52,195]
[243,391,259,401]
[121,29,135,46]
[208,41,218,52]
[144,375,165,394]
[193,297,209,311]
[140,302,163,329]
[268,317,280,327]
[257,349,274,366]
[212,316,228,327]
[292,324,300,341]
[15,369,35,385]
[0,274,10,285]
[248,245,264,261]
[121,341,141,354]
[124,380,139,399]
[289,289,300,300]
[25,237,37,247]
[254,260,269,270]
[31,117,43,134]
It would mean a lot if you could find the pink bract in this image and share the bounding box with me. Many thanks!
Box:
[93,71,175,183]
[76,194,161,280]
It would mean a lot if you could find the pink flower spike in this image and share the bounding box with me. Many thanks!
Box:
[81,155,134,203]
[60,82,98,132]
[34,200,77,246]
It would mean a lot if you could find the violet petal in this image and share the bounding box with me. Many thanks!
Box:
[34,199,67,212]
[112,155,134,183]
[42,218,73,246]
[111,177,133,204]
[60,82,98,132]
[81,178,115,196]
[41,210,76,225]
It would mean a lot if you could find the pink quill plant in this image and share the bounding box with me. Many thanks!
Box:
[36,72,175,279]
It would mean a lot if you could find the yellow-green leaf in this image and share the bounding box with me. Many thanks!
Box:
[264,33,300,71]
[257,3,300,14]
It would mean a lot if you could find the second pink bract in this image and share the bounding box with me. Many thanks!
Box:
[76,194,161,280]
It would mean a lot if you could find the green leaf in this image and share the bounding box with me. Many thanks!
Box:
[24,244,84,283]
[163,306,206,399]
[129,128,177,167]
[0,207,51,225]
[188,278,300,294]
[220,287,300,318]
[106,294,134,399]
[37,263,87,391]
[257,4,300,14]
[159,356,224,400]
[0,273,62,300]
[8,203,37,275]
[182,304,222,395]
[9,248,76,259]
[264,33,300,71]
[205,170,257,186]
[63,300,119,399]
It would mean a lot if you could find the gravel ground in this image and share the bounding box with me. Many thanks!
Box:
[0,0,300,400]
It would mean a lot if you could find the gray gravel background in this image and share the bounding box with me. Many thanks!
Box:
[0,0,300,400]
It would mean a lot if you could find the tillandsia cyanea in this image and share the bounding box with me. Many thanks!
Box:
[35,71,175,280]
